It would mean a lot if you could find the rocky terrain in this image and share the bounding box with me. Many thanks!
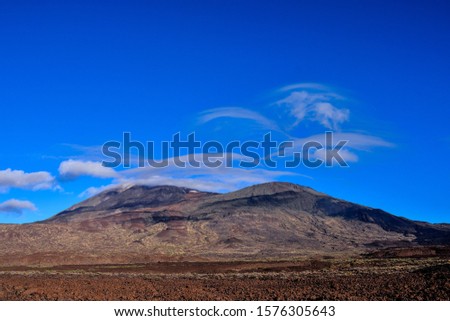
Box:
[0,258,449,300]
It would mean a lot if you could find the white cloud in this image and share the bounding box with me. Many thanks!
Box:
[312,102,350,129]
[79,156,300,197]
[295,132,394,150]
[274,132,393,165]
[78,184,117,198]
[279,82,335,92]
[276,90,350,130]
[197,87,352,132]
[312,148,359,165]
[0,168,57,193]
[121,165,296,192]
[59,160,118,180]
[0,199,37,214]
[198,107,280,131]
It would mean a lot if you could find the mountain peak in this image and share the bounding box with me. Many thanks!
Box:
[226,181,326,199]
[54,184,209,221]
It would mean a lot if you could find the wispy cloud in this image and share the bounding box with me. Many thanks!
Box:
[0,199,37,214]
[279,82,336,93]
[197,83,392,164]
[198,84,351,131]
[41,143,107,164]
[276,89,349,130]
[311,148,359,165]
[294,132,394,150]
[58,160,119,180]
[78,184,118,198]
[198,107,280,131]
[67,83,394,198]
[76,155,300,197]
[122,165,297,191]
[0,168,57,193]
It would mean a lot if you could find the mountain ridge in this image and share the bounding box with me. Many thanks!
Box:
[0,182,449,266]
[43,182,450,245]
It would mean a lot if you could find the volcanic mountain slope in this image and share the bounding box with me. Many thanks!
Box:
[0,182,449,266]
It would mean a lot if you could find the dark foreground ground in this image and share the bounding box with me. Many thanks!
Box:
[0,257,449,300]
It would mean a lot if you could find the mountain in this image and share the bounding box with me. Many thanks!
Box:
[0,182,449,266]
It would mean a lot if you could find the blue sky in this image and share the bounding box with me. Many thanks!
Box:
[0,0,449,223]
